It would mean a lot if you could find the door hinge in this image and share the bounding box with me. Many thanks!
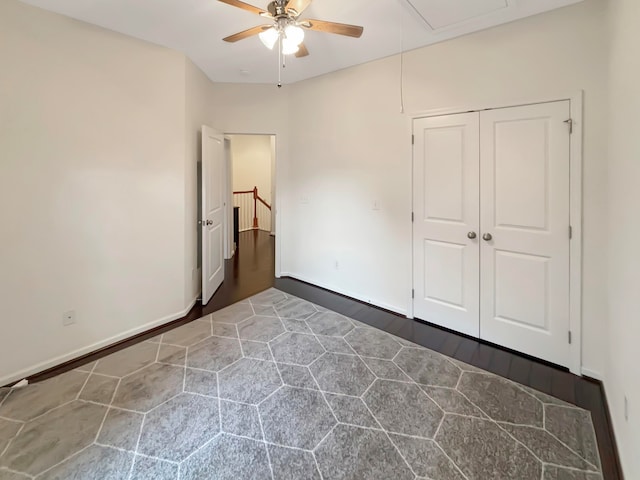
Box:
[411,134,415,145]
[568,331,572,344]
[564,118,573,134]
[412,289,415,299]
[411,212,415,223]
[569,225,573,239]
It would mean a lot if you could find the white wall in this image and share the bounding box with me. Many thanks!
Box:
[230,135,273,204]
[0,0,189,385]
[606,0,640,476]
[283,0,608,375]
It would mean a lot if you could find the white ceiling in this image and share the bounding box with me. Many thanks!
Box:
[21,0,583,85]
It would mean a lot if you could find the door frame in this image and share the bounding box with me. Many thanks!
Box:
[224,132,280,274]
[408,91,583,376]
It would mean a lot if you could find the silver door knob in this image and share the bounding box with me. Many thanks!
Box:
[467,232,477,239]
[483,233,493,241]
[206,220,213,226]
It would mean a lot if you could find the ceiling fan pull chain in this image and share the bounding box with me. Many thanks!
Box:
[277,35,282,88]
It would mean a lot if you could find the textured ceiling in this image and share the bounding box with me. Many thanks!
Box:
[20,0,583,85]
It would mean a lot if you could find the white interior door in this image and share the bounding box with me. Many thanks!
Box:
[202,126,225,305]
[479,101,571,367]
[413,113,480,337]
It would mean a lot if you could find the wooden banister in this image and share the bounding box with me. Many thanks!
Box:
[233,186,271,231]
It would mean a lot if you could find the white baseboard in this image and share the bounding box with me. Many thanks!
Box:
[0,297,199,387]
[581,367,604,381]
[280,272,408,317]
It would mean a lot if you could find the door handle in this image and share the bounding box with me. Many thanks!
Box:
[467,232,477,240]
[206,220,213,226]
[482,233,493,241]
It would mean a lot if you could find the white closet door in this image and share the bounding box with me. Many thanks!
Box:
[479,101,571,367]
[413,113,480,337]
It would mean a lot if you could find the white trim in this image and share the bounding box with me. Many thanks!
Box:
[581,368,603,381]
[409,91,584,376]
[0,297,199,387]
[280,272,408,317]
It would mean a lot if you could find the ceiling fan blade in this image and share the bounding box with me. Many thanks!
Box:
[295,43,309,58]
[303,19,363,38]
[223,25,269,43]
[218,0,270,17]
[286,0,312,16]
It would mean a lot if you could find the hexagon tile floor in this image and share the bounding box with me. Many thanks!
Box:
[0,289,603,480]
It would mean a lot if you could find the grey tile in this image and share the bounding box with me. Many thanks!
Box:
[138,393,219,462]
[309,353,375,396]
[97,408,144,451]
[315,335,356,354]
[112,364,183,412]
[74,361,97,373]
[188,336,243,372]
[500,423,595,470]
[362,357,412,381]
[211,323,238,338]
[260,386,336,450]
[306,312,354,337]
[130,456,178,480]
[522,385,573,407]
[36,445,133,480]
[252,304,278,317]
[241,340,273,361]
[0,370,88,421]
[218,358,282,404]
[2,401,106,475]
[0,418,22,455]
[268,445,321,480]
[157,344,186,367]
[324,393,379,428]
[545,405,601,469]
[281,318,311,334]
[389,434,465,479]
[458,372,543,426]
[221,401,262,440]
[0,470,30,479]
[274,298,317,320]
[277,364,318,390]
[344,328,401,359]
[211,303,255,324]
[94,342,158,377]
[184,369,218,397]
[393,348,461,387]
[315,424,414,480]
[420,386,485,417]
[394,337,422,348]
[270,332,325,366]
[78,374,119,404]
[363,379,443,438]
[238,316,285,342]
[436,415,542,480]
[250,288,288,306]
[162,322,211,347]
[181,434,271,480]
[543,465,603,480]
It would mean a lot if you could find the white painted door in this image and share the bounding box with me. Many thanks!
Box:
[479,101,571,366]
[202,126,225,305]
[413,113,481,337]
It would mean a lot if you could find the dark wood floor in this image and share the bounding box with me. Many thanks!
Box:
[27,230,622,479]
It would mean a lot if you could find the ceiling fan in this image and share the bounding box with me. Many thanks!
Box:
[219,0,364,58]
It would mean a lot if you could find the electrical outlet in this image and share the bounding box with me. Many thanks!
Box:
[301,196,310,205]
[334,260,339,270]
[625,396,629,422]
[63,310,76,326]
[373,200,380,211]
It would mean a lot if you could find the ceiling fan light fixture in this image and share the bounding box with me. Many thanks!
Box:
[282,37,300,55]
[284,24,305,46]
[259,27,279,49]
